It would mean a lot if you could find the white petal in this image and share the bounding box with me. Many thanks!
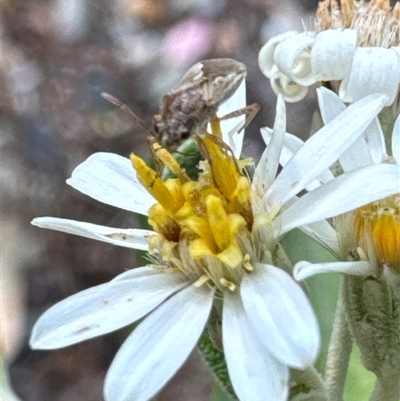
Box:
[271,197,340,255]
[363,118,386,164]
[258,31,299,78]
[294,261,374,281]
[253,95,285,192]
[218,79,246,158]
[317,88,386,164]
[223,291,289,401]
[30,269,188,349]
[339,47,400,106]
[317,87,372,171]
[317,87,345,124]
[298,220,341,257]
[67,152,155,216]
[111,266,160,281]
[339,137,372,172]
[32,217,154,250]
[104,284,214,401]
[265,93,388,210]
[392,115,400,162]
[311,29,357,81]
[260,126,334,189]
[277,163,400,235]
[264,95,286,187]
[274,34,315,86]
[241,265,320,369]
[260,126,302,165]
[271,73,309,103]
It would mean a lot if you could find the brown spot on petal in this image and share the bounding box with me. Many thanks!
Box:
[76,326,92,334]
[106,233,128,240]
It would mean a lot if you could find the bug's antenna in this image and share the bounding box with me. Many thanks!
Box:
[101,92,154,136]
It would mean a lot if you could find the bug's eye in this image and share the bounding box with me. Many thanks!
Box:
[180,129,191,140]
[153,122,162,134]
[153,123,160,134]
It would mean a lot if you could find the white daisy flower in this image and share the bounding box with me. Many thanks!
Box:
[257,2,399,399]
[256,0,400,281]
[258,0,400,104]
[291,88,400,280]
[29,79,395,401]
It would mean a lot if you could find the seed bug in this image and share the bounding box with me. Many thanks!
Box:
[152,58,259,149]
[102,58,259,152]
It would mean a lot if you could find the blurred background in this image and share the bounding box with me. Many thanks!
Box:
[1,0,375,400]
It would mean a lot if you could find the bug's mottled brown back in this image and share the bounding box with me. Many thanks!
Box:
[152,58,247,149]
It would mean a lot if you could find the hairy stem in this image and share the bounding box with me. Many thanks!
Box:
[292,367,326,390]
[369,376,400,401]
[325,277,353,401]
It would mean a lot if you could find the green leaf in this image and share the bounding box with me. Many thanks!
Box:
[211,382,236,401]
[197,330,237,401]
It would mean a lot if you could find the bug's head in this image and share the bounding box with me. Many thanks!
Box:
[152,114,191,150]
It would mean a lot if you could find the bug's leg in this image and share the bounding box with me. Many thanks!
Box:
[193,132,239,184]
[207,114,241,162]
[193,134,211,162]
[203,133,242,174]
[101,92,153,136]
[218,103,260,132]
[209,114,223,139]
[215,103,260,151]
[147,136,164,175]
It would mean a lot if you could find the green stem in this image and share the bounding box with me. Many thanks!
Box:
[291,367,329,400]
[369,376,400,401]
[291,367,326,391]
[325,277,353,401]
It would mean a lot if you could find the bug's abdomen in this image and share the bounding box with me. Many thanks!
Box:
[167,87,209,120]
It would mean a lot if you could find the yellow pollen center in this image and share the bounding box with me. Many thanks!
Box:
[131,132,256,290]
[357,195,400,271]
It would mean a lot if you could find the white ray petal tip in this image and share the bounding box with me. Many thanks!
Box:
[274,34,315,86]
[258,31,299,78]
[31,217,47,227]
[293,261,317,281]
[294,260,375,280]
[29,330,62,350]
[271,75,309,103]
